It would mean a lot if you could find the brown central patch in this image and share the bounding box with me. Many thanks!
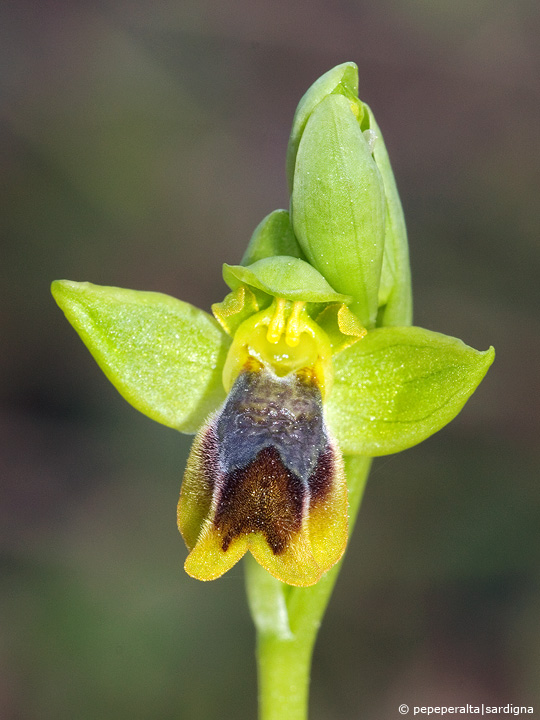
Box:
[214,446,305,555]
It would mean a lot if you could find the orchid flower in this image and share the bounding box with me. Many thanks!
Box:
[52,62,493,590]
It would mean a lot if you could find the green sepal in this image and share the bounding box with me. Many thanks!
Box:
[286,62,359,192]
[51,280,230,433]
[212,285,260,336]
[223,257,351,304]
[364,104,413,327]
[241,209,305,266]
[291,93,386,327]
[325,326,495,456]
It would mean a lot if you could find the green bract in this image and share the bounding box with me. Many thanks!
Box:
[365,105,413,327]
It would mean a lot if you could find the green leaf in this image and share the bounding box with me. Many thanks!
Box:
[325,326,495,456]
[51,280,230,433]
[241,209,305,266]
[364,105,413,327]
[223,256,351,304]
[286,62,359,192]
[291,93,386,327]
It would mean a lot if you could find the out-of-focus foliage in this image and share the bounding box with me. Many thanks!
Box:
[2,1,540,718]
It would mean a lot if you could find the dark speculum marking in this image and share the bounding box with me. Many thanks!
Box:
[307,445,335,508]
[212,365,336,554]
[214,446,304,554]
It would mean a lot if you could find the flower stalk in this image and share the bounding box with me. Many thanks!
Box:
[246,456,372,720]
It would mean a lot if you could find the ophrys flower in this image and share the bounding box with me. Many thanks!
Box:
[51,62,493,587]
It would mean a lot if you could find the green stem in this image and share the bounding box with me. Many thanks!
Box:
[245,455,372,720]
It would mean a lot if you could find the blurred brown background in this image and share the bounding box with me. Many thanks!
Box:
[1,1,539,718]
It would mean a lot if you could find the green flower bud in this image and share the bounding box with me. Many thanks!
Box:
[288,63,413,329]
[241,209,305,266]
[291,92,386,326]
[286,62,359,193]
